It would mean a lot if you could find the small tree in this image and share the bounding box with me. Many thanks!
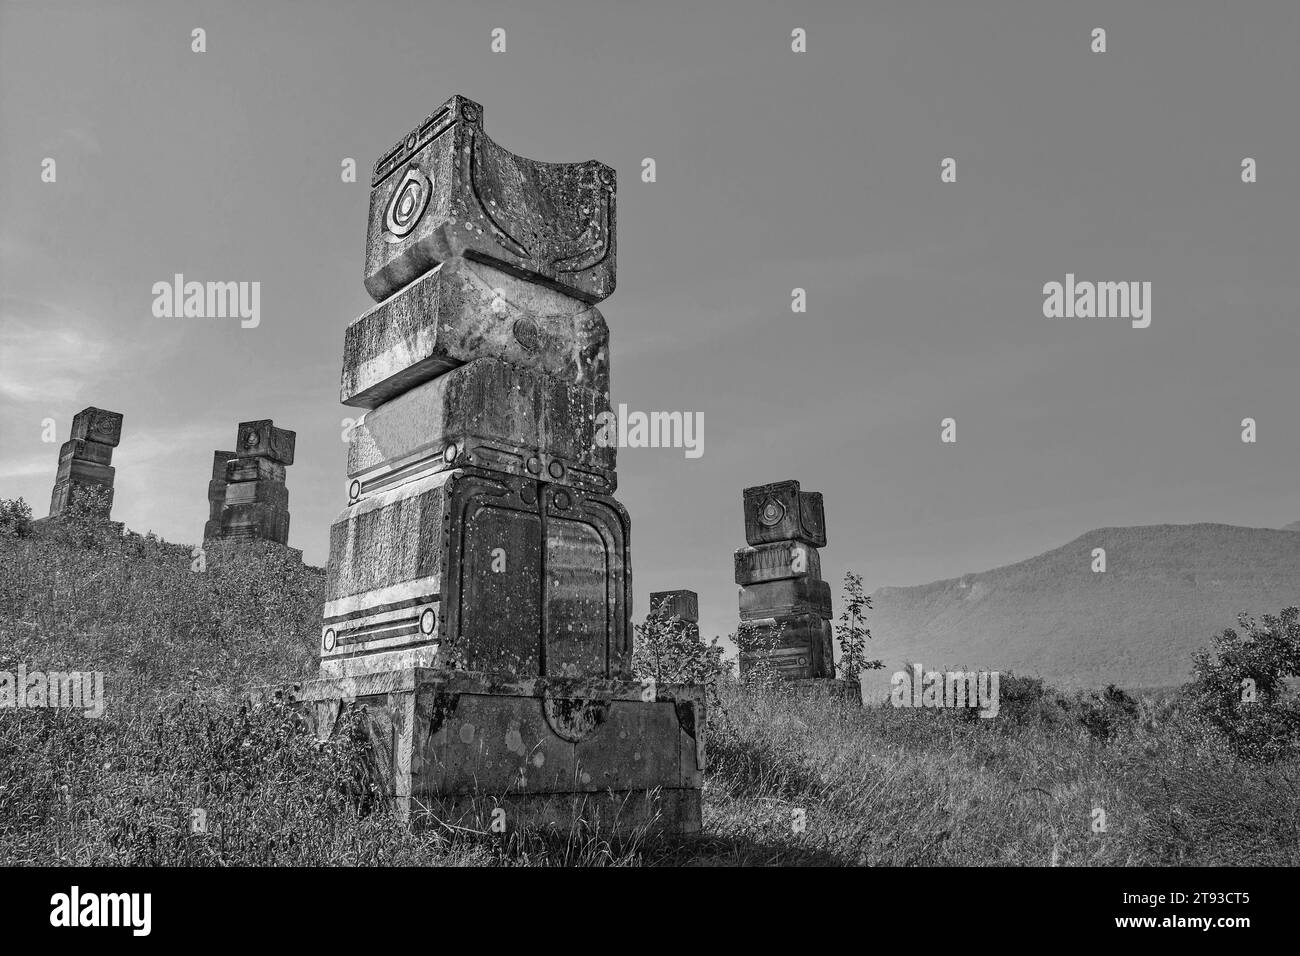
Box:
[632,596,727,692]
[0,497,33,537]
[835,571,882,689]
[1184,607,1300,761]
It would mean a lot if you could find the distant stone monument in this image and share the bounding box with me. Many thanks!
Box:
[265,94,702,834]
[735,480,835,680]
[649,589,700,640]
[212,421,294,544]
[48,406,123,518]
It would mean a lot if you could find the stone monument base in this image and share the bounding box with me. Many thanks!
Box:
[252,668,704,836]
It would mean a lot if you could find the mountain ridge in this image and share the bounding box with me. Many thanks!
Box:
[863,522,1300,695]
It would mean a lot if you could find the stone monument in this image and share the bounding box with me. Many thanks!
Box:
[212,420,295,544]
[48,406,123,519]
[649,589,700,640]
[266,94,702,834]
[734,480,836,680]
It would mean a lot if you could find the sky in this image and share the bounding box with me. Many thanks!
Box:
[2,0,1299,648]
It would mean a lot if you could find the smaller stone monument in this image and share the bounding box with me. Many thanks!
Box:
[48,406,123,518]
[734,480,834,680]
[649,589,700,640]
[214,420,295,544]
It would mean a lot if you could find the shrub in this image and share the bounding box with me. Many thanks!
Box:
[0,497,33,538]
[1183,607,1300,761]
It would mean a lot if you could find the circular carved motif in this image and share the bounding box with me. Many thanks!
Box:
[419,607,437,636]
[385,166,432,240]
[757,497,785,528]
[322,628,336,652]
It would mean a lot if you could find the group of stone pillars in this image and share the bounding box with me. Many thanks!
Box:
[43,404,297,549]
[37,100,849,838]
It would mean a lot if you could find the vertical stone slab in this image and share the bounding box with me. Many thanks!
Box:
[48,406,123,519]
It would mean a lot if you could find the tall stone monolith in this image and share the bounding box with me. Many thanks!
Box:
[261,94,702,834]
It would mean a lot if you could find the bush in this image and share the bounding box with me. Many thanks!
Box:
[0,498,33,538]
[1076,684,1140,741]
[1183,607,1300,761]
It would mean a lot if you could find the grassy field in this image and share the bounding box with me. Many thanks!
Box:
[1,513,1297,866]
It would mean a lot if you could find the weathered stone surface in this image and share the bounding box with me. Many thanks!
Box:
[739,577,833,621]
[342,256,610,409]
[322,467,631,680]
[224,479,289,510]
[734,540,823,586]
[649,589,698,623]
[743,479,827,548]
[55,457,115,486]
[235,420,296,465]
[219,501,290,544]
[346,357,615,498]
[49,478,113,518]
[364,95,616,305]
[738,613,835,681]
[254,669,701,832]
[69,406,123,447]
[59,438,113,468]
[225,457,287,485]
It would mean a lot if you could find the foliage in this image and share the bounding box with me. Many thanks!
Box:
[835,571,882,687]
[1183,607,1300,761]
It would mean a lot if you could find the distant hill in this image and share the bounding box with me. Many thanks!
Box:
[863,523,1300,697]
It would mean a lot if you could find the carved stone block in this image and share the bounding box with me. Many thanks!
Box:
[364,94,616,304]
[734,541,823,586]
[345,357,615,499]
[224,479,289,510]
[322,467,631,681]
[342,256,609,409]
[59,439,113,468]
[225,457,288,485]
[219,501,290,544]
[55,458,115,486]
[69,407,123,447]
[739,577,833,621]
[649,589,699,623]
[235,420,296,466]
[738,613,835,681]
[743,479,827,548]
[254,670,701,833]
[49,478,113,518]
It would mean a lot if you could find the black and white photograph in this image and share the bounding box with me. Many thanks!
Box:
[0,0,1293,937]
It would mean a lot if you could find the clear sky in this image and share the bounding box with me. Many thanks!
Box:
[3,0,1299,648]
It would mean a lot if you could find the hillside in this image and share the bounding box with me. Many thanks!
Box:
[864,523,1300,697]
